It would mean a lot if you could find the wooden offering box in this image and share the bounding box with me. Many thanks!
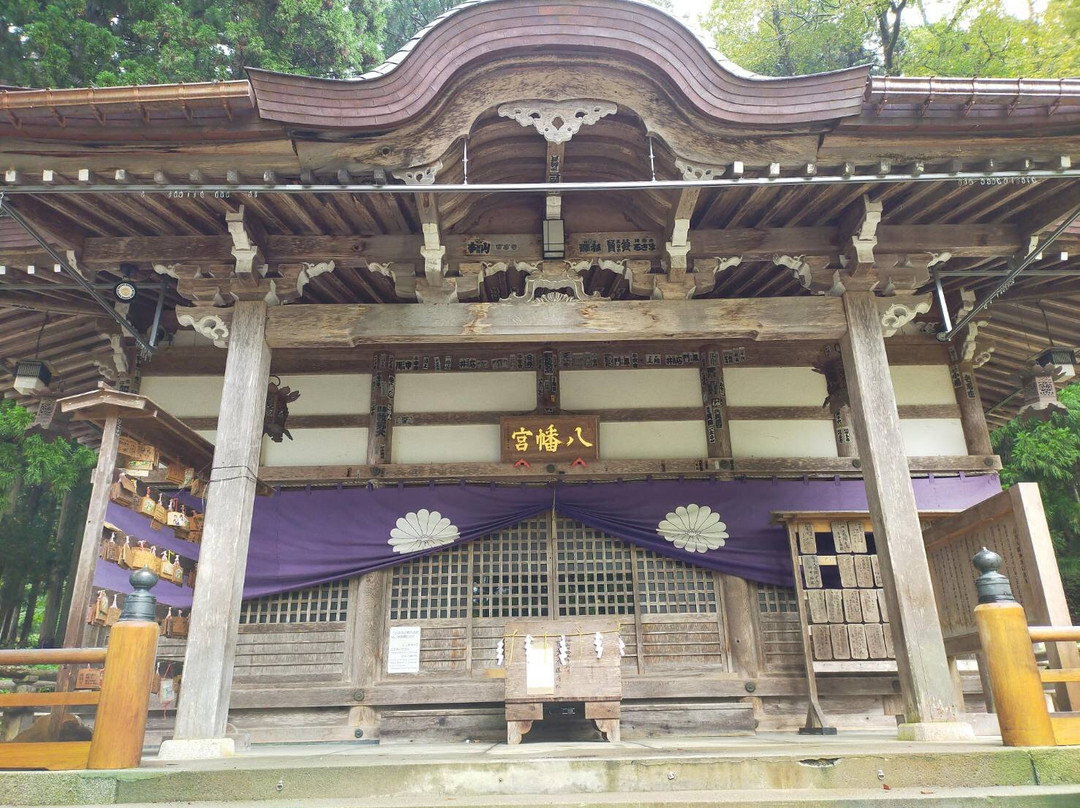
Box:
[503,618,622,744]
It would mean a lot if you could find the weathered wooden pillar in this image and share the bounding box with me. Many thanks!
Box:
[816,344,858,458]
[62,416,120,649]
[538,348,560,415]
[698,346,758,677]
[840,291,973,740]
[950,360,993,455]
[368,351,395,464]
[161,301,270,757]
[349,352,394,737]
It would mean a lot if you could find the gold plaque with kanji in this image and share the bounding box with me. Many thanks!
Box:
[500,416,599,462]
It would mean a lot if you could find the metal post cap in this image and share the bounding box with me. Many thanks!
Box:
[119,568,159,621]
[973,547,1015,604]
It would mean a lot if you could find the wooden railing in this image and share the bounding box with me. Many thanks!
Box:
[1030,626,1080,745]
[0,570,160,771]
[973,550,1080,747]
[925,483,1080,711]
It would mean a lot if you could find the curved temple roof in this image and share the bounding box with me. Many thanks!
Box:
[247,0,871,129]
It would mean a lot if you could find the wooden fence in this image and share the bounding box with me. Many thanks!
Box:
[924,483,1080,710]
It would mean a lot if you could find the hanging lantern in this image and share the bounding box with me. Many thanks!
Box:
[1034,346,1077,380]
[1017,362,1068,422]
[13,359,51,396]
[263,375,300,442]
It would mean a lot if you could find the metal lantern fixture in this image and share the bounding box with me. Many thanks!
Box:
[542,218,565,259]
[1034,346,1077,380]
[1017,361,1068,422]
[13,359,51,396]
[1034,302,1076,379]
[264,375,300,443]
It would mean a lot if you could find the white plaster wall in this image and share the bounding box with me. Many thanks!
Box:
[599,421,707,460]
[169,330,215,348]
[272,374,370,416]
[890,365,956,406]
[724,368,827,407]
[394,373,535,413]
[140,375,224,417]
[561,369,701,410]
[899,419,967,456]
[194,429,216,445]
[392,425,502,463]
[729,420,838,458]
[261,428,369,467]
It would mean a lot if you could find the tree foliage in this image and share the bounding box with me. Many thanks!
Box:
[0,400,96,647]
[382,0,457,58]
[703,0,1078,77]
[1,0,387,88]
[993,384,1080,622]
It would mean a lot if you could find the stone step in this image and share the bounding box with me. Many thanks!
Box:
[8,786,1080,808]
[3,744,1080,806]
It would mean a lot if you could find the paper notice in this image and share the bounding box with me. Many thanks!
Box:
[387,626,422,674]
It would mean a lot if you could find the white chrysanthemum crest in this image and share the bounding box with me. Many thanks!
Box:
[388,508,460,554]
[656,504,728,553]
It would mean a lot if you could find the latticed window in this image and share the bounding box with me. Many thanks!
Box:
[389,542,470,620]
[556,518,635,616]
[239,579,349,624]
[637,548,718,614]
[757,583,798,614]
[473,515,549,618]
[385,511,728,674]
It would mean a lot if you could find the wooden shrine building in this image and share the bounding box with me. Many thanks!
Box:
[3,0,1080,753]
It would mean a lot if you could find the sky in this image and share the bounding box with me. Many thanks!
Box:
[666,0,1044,36]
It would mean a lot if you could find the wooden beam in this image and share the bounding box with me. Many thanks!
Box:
[367,351,394,465]
[840,290,966,732]
[1014,179,1080,237]
[0,294,111,319]
[172,301,270,745]
[75,224,1031,268]
[246,298,848,348]
[2,195,87,252]
[255,455,999,485]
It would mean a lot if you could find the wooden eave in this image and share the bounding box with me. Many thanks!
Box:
[246,0,869,130]
[59,387,216,472]
[4,0,1080,435]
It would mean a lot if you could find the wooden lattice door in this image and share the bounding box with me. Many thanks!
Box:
[384,509,732,679]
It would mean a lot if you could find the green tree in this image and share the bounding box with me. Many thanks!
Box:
[902,0,1049,77]
[0,400,96,647]
[702,0,892,77]
[993,383,1080,622]
[0,0,387,88]
[702,0,1076,77]
[382,0,457,58]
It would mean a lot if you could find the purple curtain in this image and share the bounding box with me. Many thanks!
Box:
[242,482,553,598]
[556,475,1002,587]
[95,474,1001,603]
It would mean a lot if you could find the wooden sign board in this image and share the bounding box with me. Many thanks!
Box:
[500,415,599,462]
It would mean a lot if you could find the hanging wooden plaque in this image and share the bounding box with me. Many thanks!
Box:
[500,415,600,462]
